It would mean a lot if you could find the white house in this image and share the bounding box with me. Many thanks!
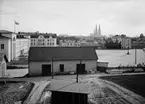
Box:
[28,47,98,76]
[30,34,57,47]
[0,53,8,77]
[0,30,30,61]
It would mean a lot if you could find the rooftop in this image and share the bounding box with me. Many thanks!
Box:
[0,34,11,39]
[0,30,13,34]
[30,33,57,38]
[29,47,98,61]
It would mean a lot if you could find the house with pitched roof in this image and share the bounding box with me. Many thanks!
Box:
[28,47,98,76]
[30,34,57,47]
[0,53,8,77]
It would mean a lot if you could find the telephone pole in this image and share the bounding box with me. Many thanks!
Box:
[51,57,54,79]
[135,48,137,65]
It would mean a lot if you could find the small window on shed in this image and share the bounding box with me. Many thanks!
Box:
[60,64,64,72]
[1,44,4,49]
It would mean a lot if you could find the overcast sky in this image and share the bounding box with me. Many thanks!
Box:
[0,0,145,37]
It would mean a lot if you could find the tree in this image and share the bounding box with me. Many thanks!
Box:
[139,33,144,38]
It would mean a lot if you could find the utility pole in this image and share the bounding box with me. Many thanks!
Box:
[135,48,137,65]
[76,60,82,83]
[51,57,54,79]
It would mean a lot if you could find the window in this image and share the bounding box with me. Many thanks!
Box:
[60,64,64,72]
[1,44,4,49]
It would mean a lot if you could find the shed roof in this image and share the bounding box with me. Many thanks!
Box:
[29,47,98,61]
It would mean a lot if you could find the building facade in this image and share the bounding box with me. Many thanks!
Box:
[59,40,80,47]
[0,30,30,61]
[111,35,132,49]
[0,53,8,77]
[30,34,57,47]
[29,47,98,76]
[16,35,30,58]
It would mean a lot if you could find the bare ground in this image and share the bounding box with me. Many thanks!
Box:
[82,75,145,104]
[0,82,33,104]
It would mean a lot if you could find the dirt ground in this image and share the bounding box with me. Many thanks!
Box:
[1,73,145,104]
[82,75,145,104]
[0,81,33,104]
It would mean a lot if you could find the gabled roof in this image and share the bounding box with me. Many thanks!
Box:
[30,34,57,38]
[0,30,13,34]
[0,53,8,62]
[29,47,98,61]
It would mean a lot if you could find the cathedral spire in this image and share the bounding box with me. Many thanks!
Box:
[94,24,98,36]
[98,24,101,36]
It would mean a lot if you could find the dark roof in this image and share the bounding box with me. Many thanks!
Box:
[17,35,27,39]
[0,35,11,39]
[0,30,13,34]
[30,34,57,38]
[0,53,8,62]
[29,47,98,61]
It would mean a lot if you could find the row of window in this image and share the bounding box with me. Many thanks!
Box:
[31,42,55,46]
[31,39,55,42]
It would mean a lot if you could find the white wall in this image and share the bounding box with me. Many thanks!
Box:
[0,39,11,61]
[0,58,7,77]
[16,38,29,57]
[29,60,97,76]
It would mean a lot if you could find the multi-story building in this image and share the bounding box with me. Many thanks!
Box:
[30,34,57,47]
[59,40,80,47]
[16,35,30,57]
[0,30,30,61]
[111,35,131,49]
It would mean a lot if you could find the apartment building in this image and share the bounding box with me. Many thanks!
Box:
[30,34,57,47]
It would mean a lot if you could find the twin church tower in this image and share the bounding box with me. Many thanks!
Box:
[90,24,102,37]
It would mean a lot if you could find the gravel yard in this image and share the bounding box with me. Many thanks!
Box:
[0,81,33,104]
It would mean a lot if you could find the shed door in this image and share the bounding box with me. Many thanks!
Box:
[76,64,85,74]
[42,64,51,76]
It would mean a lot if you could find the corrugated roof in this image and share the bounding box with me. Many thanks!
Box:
[29,47,98,61]
[0,30,13,34]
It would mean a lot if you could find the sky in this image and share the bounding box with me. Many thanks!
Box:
[0,0,145,37]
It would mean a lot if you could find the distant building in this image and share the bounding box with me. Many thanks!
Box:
[28,47,98,76]
[16,35,30,57]
[131,38,145,49]
[0,30,30,61]
[111,35,131,49]
[0,53,8,77]
[59,40,80,47]
[30,34,57,47]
